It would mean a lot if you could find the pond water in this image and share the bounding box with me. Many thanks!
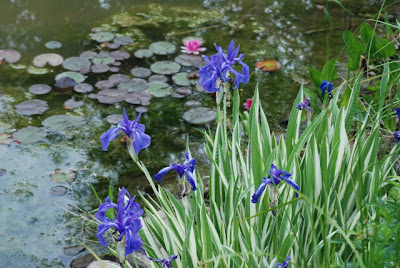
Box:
[0,0,374,267]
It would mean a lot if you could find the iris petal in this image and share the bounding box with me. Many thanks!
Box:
[132,130,151,154]
[251,178,271,203]
[185,170,197,191]
[100,127,122,151]
[155,166,173,181]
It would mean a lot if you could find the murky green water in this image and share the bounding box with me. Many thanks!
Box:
[0,0,377,267]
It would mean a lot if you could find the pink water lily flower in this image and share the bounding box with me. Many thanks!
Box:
[243,97,253,111]
[181,38,206,55]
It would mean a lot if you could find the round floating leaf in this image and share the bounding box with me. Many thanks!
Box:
[149,41,176,55]
[255,60,281,72]
[130,67,151,78]
[0,49,21,63]
[184,100,201,108]
[0,133,13,145]
[90,32,114,43]
[97,89,126,104]
[27,66,50,75]
[80,51,97,60]
[148,75,168,83]
[64,99,84,110]
[109,67,119,72]
[146,82,173,98]
[174,54,204,68]
[112,61,121,66]
[63,57,91,71]
[136,106,148,113]
[28,84,52,95]
[79,67,91,75]
[92,56,114,65]
[124,91,152,105]
[134,49,153,59]
[195,83,207,93]
[88,93,98,99]
[107,43,120,49]
[55,72,86,83]
[114,36,133,45]
[118,79,148,92]
[171,87,192,98]
[0,169,6,176]
[55,77,76,89]
[95,80,113,90]
[73,83,93,93]
[42,115,86,131]
[110,50,130,60]
[45,41,62,49]
[172,72,191,86]
[106,114,123,124]
[50,186,67,196]
[10,63,27,70]
[183,107,216,125]
[109,74,130,86]
[16,100,49,115]
[33,53,63,67]
[150,61,180,75]
[51,169,76,183]
[188,70,199,79]
[91,64,110,73]
[13,126,47,144]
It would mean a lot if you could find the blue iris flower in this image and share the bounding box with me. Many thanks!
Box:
[296,97,312,112]
[155,152,197,191]
[251,164,299,203]
[320,80,333,98]
[148,255,178,268]
[395,108,400,121]
[394,131,400,142]
[275,256,292,268]
[199,40,250,92]
[100,108,151,154]
[96,187,144,256]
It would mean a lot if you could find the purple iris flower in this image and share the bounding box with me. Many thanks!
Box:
[199,40,250,92]
[155,152,197,191]
[251,164,299,203]
[148,255,178,268]
[394,131,400,142]
[395,108,400,121]
[296,97,312,112]
[96,187,144,256]
[100,108,151,154]
[275,256,292,268]
[320,80,333,98]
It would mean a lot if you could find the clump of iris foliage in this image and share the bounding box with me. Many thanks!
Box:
[89,18,400,266]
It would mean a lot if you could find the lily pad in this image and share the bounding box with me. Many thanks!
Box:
[50,186,67,196]
[16,100,49,116]
[92,56,114,65]
[95,80,113,90]
[171,87,192,98]
[42,115,87,131]
[27,66,50,75]
[107,43,120,49]
[255,60,281,72]
[64,99,84,109]
[55,77,76,89]
[148,75,168,83]
[91,64,110,73]
[63,57,91,72]
[134,49,153,59]
[195,83,207,93]
[73,83,93,93]
[183,107,216,125]
[109,74,130,85]
[130,67,151,78]
[28,84,52,95]
[80,51,97,60]
[114,36,133,45]
[110,67,119,72]
[0,133,13,145]
[12,126,47,144]
[118,79,148,92]
[55,72,86,83]
[0,49,21,63]
[33,53,63,67]
[112,61,121,66]
[90,32,114,43]
[50,169,76,183]
[146,82,173,98]
[187,70,199,79]
[149,41,176,55]
[10,63,27,70]
[106,114,123,124]
[174,54,204,68]
[172,72,191,86]
[150,61,180,75]
[136,106,148,113]
[110,50,130,60]
[45,41,62,49]
[184,100,202,108]
[124,91,152,105]
[97,89,126,104]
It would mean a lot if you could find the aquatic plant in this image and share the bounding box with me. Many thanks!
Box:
[320,80,333,98]
[243,97,253,111]
[180,37,206,55]
[296,97,312,111]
